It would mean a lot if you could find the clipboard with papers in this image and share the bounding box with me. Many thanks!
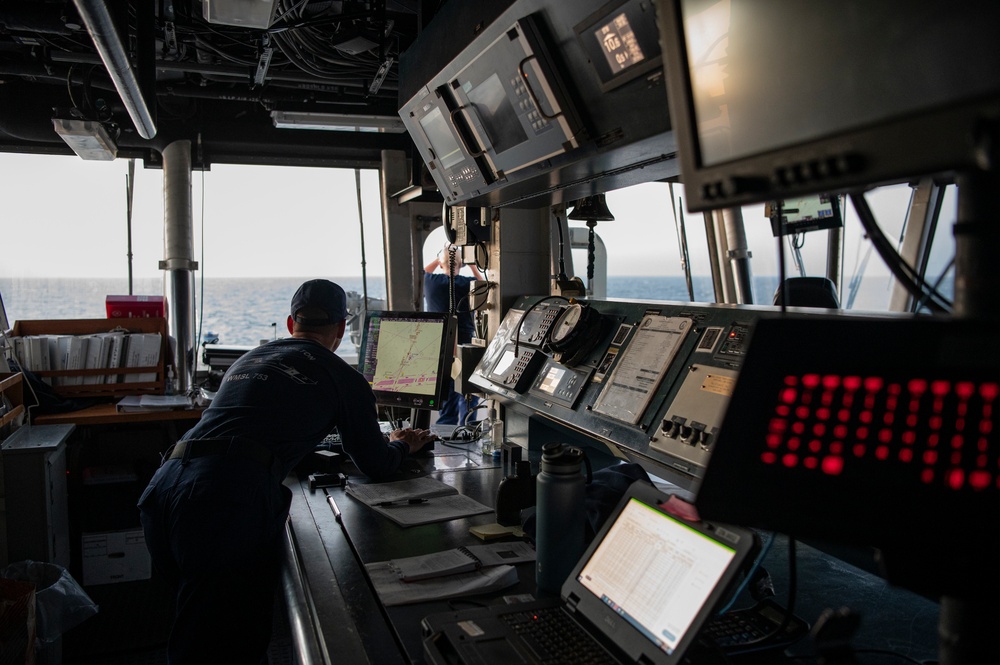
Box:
[345,476,492,527]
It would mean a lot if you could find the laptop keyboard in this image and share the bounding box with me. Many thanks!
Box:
[500,607,618,665]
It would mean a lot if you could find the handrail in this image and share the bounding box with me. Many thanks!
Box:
[281,519,329,665]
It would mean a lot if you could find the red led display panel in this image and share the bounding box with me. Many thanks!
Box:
[760,374,998,491]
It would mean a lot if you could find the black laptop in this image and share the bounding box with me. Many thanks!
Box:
[421,482,757,665]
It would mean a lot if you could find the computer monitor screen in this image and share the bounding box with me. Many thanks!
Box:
[766,194,842,238]
[357,310,457,410]
[657,0,1000,211]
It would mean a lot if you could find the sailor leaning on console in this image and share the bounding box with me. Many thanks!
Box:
[138,278,435,664]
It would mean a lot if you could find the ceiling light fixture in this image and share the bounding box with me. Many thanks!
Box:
[202,0,279,29]
[52,118,118,160]
[270,111,406,133]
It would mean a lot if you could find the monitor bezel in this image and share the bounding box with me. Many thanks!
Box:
[657,0,1000,212]
[357,310,457,411]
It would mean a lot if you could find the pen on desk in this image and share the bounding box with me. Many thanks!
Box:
[327,495,342,523]
[376,498,429,507]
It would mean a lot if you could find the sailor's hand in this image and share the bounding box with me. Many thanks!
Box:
[389,428,437,454]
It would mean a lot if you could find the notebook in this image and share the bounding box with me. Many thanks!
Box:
[421,482,757,665]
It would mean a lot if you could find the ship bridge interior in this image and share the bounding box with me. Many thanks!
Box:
[1,1,1000,665]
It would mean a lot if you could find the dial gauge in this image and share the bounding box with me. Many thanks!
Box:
[550,303,585,345]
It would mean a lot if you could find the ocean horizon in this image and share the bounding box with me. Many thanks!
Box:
[2,274,902,347]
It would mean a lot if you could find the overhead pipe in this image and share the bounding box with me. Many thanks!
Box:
[71,0,157,139]
[49,51,400,91]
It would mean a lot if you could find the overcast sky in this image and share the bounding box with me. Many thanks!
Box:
[0,152,935,283]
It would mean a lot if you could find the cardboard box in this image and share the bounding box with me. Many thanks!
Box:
[81,529,151,585]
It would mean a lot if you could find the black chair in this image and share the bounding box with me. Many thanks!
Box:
[772,276,840,308]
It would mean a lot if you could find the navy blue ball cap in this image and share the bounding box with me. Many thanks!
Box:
[290,279,348,325]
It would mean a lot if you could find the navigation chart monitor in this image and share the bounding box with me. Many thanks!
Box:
[357,310,457,410]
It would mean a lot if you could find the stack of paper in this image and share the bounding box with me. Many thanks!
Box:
[346,477,493,527]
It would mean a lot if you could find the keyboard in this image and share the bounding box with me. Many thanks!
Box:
[499,607,618,665]
[701,599,809,654]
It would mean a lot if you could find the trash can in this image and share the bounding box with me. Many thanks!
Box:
[1,561,98,665]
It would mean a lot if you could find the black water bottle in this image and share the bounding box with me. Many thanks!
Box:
[535,442,587,595]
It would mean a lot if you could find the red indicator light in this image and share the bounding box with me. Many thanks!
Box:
[931,380,950,396]
[766,434,782,449]
[921,469,934,484]
[907,378,927,395]
[761,452,777,465]
[782,453,798,468]
[834,424,848,439]
[844,376,862,391]
[783,375,798,386]
[947,469,965,490]
[803,374,821,389]
[970,470,991,490]
[787,437,801,451]
[792,421,806,435]
[804,457,818,469]
[924,450,938,465]
[899,448,913,463]
[838,409,851,423]
[816,407,831,421]
[812,423,826,437]
[809,439,822,453]
[780,388,798,404]
[822,375,841,389]
[776,405,791,417]
[902,431,916,445]
[830,442,844,455]
[864,377,884,392]
[768,418,788,433]
[981,383,999,400]
[821,456,844,475]
[956,382,975,400]
[875,446,889,460]
[878,429,893,444]
[795,407,810,421]
[853,443,866,457]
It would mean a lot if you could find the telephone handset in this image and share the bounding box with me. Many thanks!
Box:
[442,202,458,245]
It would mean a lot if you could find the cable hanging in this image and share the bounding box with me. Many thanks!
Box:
[849,193,952,314]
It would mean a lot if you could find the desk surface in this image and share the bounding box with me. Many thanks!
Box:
[285,445,942,665]
[33,402,204,426]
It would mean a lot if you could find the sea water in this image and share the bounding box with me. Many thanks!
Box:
[2,273,904,348]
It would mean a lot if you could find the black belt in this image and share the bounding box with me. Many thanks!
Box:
[168,437,276,470]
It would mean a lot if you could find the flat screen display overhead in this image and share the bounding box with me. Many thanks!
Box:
[657,0,1000,210]
[399,14,585,205]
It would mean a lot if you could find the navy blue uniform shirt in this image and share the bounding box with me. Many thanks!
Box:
[184,336,407,479]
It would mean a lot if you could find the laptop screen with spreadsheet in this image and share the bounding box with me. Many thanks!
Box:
[575,496,740,656]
